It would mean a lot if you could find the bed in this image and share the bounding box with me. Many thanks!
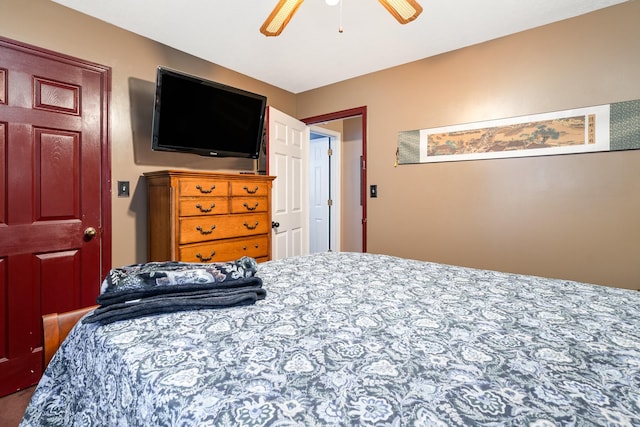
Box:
[21,252,640,426]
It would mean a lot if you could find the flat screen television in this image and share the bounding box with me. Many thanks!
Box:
[151,66,267,159]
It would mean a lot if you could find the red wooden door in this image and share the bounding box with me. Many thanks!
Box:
[0,38,111,396]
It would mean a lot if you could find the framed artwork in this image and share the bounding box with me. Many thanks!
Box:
[397,99,640,164]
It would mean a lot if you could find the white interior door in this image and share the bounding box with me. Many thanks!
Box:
[308,126,341,253]
[309,136,330,253]
[267,106,309,260]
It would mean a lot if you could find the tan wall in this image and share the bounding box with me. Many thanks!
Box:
[297,1,640,290]
[1,0,296,267]
[2,0,639,289]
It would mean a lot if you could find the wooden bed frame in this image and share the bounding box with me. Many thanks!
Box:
[42,305,98,368]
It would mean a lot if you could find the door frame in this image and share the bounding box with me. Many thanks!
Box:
[302,106,367,252]
[0,36,112,395]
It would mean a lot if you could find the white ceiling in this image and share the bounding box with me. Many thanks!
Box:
[51,0,627,94]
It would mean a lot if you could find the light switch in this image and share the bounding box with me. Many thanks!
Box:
[118,181,130,197]
[370,185,377,198]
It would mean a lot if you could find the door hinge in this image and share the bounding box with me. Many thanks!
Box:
[327,199,333,206]
[327,148,333,157]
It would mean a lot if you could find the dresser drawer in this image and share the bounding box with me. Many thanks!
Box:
[179,178,228,197]
[179,213,270,244]
[179,236,269,263]
[230,181,270,197]
[179,197,229,216]
[230,196,268,214]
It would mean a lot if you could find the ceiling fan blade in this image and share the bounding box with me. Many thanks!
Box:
[260,0,305,37]
[378,0,423,24]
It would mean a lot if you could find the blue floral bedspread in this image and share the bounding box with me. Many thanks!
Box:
[21,252,640,426]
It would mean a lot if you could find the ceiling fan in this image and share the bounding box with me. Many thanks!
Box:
[260,0,423,37]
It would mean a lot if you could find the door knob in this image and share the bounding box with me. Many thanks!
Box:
[271,221,280,229]
[84,227,97,239]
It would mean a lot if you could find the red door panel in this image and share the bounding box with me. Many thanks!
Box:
[0,38,110,396]
[38,250,81,315]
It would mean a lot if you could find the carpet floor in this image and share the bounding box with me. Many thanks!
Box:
[0,386,35,427]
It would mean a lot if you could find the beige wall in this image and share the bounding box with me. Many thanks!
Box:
[297,1,640,290]
[2,0,639,289]
[1,0,296,267]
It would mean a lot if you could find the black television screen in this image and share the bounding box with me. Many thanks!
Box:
[151,67,267,158]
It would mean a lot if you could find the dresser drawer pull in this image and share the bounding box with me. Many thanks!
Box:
[243,185,259,194]
[195,203,216,213]
[196,225,216,235]
[195,184,216,193]
[243,221,259,230]
[243,202,259,211]
[195,251,216,262]
[242,244,260,251]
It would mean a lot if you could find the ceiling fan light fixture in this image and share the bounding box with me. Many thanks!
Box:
[378,0,423,24]
[260,0,305,36]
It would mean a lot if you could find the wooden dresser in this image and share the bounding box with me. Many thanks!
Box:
[144,170,275,263]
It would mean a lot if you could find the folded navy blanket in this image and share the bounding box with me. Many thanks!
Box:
[97,257,259,306]
[83,282,266,325]
[83,257,266,324]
